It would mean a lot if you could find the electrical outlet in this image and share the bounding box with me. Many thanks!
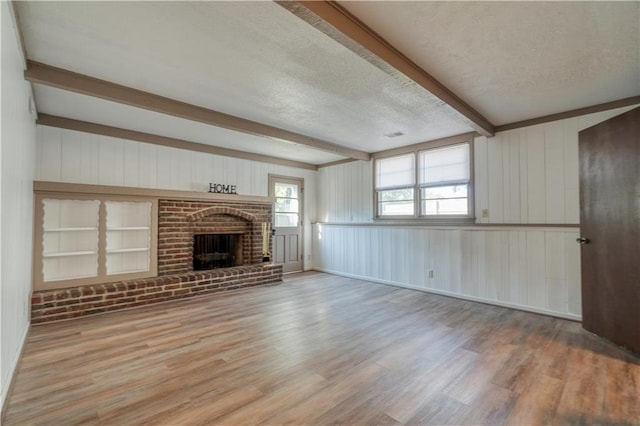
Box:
[428,269,434,278]
[481,209,489,218]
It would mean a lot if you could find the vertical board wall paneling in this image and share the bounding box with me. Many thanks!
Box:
[508,130,521,223]
[487,134,504,223]
[36,126,317,270]
[525,125,546,223]
[313,225,581,319]
[1,0,37,409]
[563,119,580,224]
[474,136,489,224]
[544,120,566,223]
[545,231,567,314]
[123,139,140,187]
[97,134,125,187]
[565,232,582,316]
[39,126,62,181]
[525,231,546,308]
[137,142,157,188]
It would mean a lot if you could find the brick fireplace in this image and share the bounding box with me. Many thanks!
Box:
[31,197,283,324]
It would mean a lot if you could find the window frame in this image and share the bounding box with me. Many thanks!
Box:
[374,152,417,217]
[373,133,475,223]
[33,193,158,291]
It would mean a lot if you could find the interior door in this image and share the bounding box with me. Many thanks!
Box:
[578,106,639,354]
[269,176,303,273]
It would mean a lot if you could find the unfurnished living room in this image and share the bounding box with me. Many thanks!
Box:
[1,1,639,425]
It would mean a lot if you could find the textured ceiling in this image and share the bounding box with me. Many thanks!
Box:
[341,1,640,126]
[32,84,346,165]
[15,1,640,165]
[17,1,471,159]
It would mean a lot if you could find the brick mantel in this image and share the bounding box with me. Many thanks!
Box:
[158,198,271,275]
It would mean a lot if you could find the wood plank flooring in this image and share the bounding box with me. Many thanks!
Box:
[4,272,640,425]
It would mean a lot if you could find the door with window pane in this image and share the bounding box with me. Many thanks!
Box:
[269,176,303,273]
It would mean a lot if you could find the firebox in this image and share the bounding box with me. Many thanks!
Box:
[193,234,241,270]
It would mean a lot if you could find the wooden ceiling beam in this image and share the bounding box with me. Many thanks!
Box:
[278,1,495,137]
[25,61,369,161]
[37,114,319,171]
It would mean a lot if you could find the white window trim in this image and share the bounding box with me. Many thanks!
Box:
[372,132,475,223]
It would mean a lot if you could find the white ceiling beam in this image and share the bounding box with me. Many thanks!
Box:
[37,114,319,171]
[25,61,370,161]
[277,1,495,137]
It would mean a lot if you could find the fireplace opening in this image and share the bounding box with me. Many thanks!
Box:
[193,234,241,270]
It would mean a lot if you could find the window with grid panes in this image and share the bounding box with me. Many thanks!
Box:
[374,140,472,219]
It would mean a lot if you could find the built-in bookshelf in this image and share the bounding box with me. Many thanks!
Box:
[42,199,100,282]
[34,194,158,290]
[105,201,152,275]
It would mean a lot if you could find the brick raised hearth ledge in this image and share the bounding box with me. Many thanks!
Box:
[31,264,283,324]
[31,195,283,324]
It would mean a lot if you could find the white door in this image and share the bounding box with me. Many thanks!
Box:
[269,176,303,274]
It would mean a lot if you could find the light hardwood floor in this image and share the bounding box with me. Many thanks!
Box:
[4,272,639,425]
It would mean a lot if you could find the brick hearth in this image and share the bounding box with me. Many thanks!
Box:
[31,197,283,323]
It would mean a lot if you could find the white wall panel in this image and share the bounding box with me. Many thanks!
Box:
[36,126,317,270]
[544,121,565,223]
[487,135,504,223]
[473,136,489,224]
[525,125,546,223]
[473,104,639,225]
[317,160,372,223]
[1,1,37,410]
[314,224,581,320]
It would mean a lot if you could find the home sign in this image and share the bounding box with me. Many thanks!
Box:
[208,183,238,195]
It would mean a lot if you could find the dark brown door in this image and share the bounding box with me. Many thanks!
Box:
[578,106,639,354]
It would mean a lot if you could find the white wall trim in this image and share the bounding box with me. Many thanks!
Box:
[315,222,579,232]
[313,268,582,322]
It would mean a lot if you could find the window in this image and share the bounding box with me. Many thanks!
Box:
[374,139,473,219]
[274,182,300,227]
[419,143,470,216]
[375,153,415,216]
[34,194,157,290]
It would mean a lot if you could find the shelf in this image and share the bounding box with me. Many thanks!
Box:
[107,268,148,275]
[45,273,98,282]
[44,227,98,232]
[43,250,97,258]
[107,247,150,254]
[107,227,150,231]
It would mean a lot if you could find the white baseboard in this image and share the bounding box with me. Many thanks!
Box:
[1,324,29,421]
[313,267,582,322]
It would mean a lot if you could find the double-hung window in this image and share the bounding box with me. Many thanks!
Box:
[375,153,415,216]
[374,138,473,219]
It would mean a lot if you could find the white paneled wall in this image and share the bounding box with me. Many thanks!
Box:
[314,106,638,320]
[475,105,638,224]
[317,159,373,223]
[314,225,581,319]
[36,126,318,270]
[1,2,37,411]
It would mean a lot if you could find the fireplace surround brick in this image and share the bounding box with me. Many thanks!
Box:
[31,197,282,324]
[31,264,282,324]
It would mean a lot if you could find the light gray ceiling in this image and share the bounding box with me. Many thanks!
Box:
[15,1,640,166]
[342,1,640,126]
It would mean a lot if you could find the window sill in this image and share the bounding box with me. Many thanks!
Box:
[373,216,476,226]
